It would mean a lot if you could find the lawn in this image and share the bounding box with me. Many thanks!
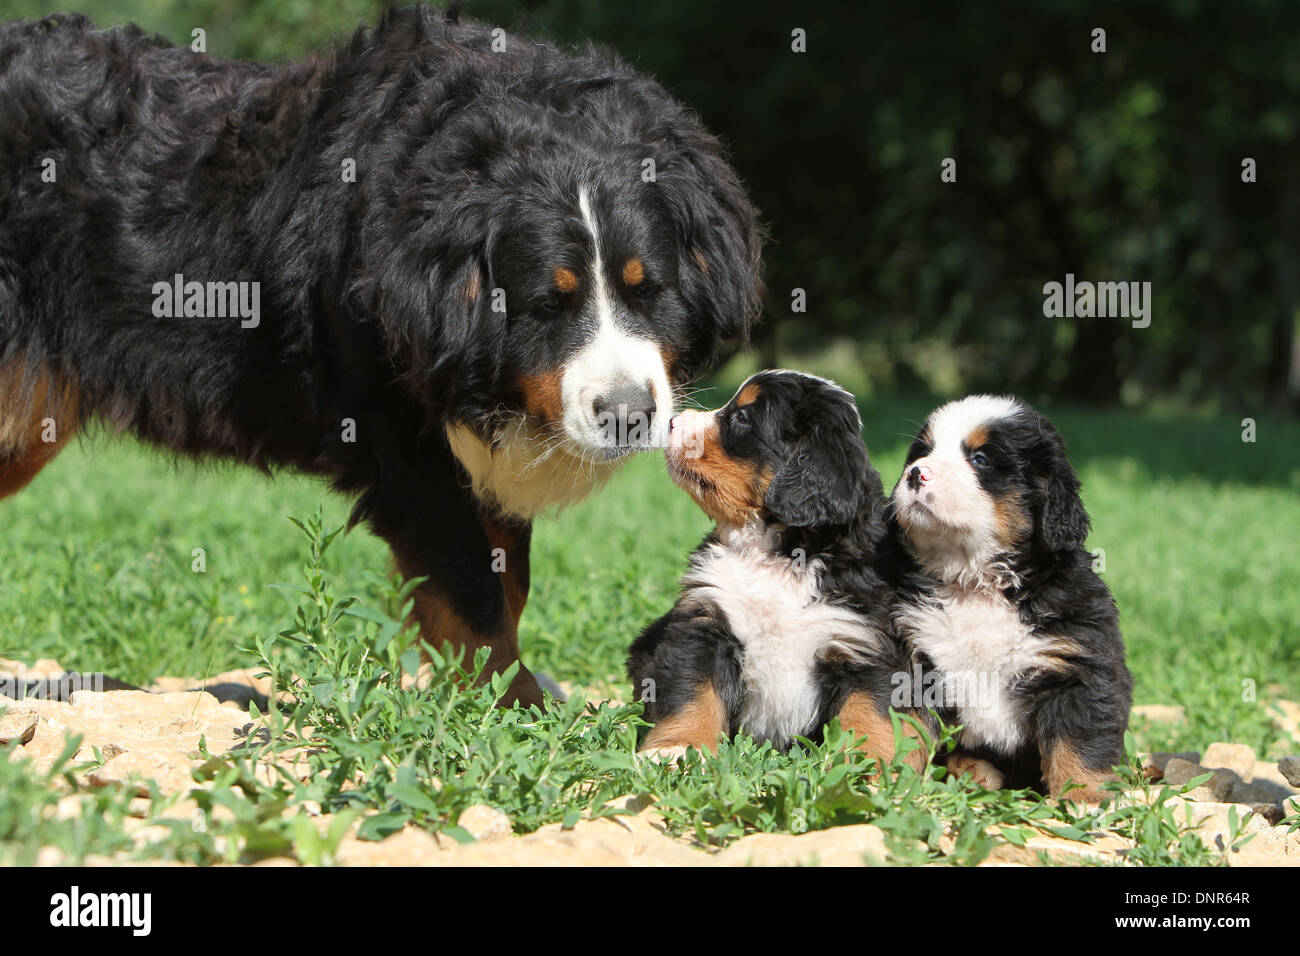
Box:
[2,360,1298,864]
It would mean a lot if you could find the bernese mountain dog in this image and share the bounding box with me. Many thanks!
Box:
[890,395,1133,801]
[0,6,762,707]
[627,370,931,769]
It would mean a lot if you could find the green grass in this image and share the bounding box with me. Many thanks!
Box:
[2,367,1298,865]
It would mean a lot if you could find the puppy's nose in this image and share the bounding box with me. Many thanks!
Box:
[668,409,706,452]
[906,463,933,491]
[593,383,656,447]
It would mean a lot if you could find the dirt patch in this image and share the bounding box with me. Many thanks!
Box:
[4,657,1299,866]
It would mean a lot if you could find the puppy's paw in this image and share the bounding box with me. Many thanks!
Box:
[637,744,693,765]
[1053,781,1113,806]
[947,754,1005,790]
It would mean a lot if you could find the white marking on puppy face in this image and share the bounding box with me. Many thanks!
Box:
[892,394,1022,588]
[556,188,672,455]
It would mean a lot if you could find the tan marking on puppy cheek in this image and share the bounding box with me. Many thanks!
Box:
[993,492,1031,547]
[641,681,727,752]
[622,257,644,286]
[516,370,565,424]
[691,425,766,525]
[1042,738,1114,802]
[553,266,579,294]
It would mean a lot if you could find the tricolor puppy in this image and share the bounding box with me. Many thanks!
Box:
[891,395,1132,801]
[628,371,930,767]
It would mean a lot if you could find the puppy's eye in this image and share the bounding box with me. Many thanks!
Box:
[538,294,565,315]
[632,282,657,300]
[731,408,750,428]
[970,451,991,469]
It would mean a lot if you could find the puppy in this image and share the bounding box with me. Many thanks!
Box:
[628,370,930,769]
[890,395,1132,801]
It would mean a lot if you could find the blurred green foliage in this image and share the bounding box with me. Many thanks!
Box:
[9,0,1299,413]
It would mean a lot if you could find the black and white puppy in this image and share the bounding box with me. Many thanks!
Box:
[890,395,1132,800]
[628,371,930,767]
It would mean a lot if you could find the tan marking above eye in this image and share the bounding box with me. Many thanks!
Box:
[622,258,644,287]
[553,267,579,294]
[735,383,762,408]
[965,425,989,449]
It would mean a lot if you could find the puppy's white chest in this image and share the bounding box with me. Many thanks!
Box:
[683,540,880,746]
[901,588,1047,754]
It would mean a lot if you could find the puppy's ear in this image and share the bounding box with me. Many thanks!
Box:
[1032,424,1091,551]
[654,132,764,373]
[764,408,877,529]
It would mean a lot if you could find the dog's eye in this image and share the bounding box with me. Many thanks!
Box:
[731,407,750,428]
[632,282,657,300]
[970,451,991,469]
[538,294,565,315]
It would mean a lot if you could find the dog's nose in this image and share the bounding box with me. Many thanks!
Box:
[593,384,656,447]
[906,463,933,491]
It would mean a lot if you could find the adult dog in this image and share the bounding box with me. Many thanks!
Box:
[0,6,762,706]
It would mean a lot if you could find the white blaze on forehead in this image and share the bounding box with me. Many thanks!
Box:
[558,187,672,450]
[578,187,614,328]
[926,394,1022,456]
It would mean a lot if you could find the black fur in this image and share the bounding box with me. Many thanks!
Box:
[0,8,762,701]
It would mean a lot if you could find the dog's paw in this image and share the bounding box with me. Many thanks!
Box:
[533,672,568,703]
[637,744,693,765]
[947,754,1005,790]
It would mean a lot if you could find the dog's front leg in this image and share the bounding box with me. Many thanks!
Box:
[367,475,544,709]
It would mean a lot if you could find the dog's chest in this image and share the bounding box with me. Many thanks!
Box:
[445,422,617,519]
[900,587,1047,754]
[683,542,881,746]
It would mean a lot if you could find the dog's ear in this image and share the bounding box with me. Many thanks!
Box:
[351,181,506,416]
[764,402,877,528]
[1032,422,1091,552]
[654,132,764,374]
